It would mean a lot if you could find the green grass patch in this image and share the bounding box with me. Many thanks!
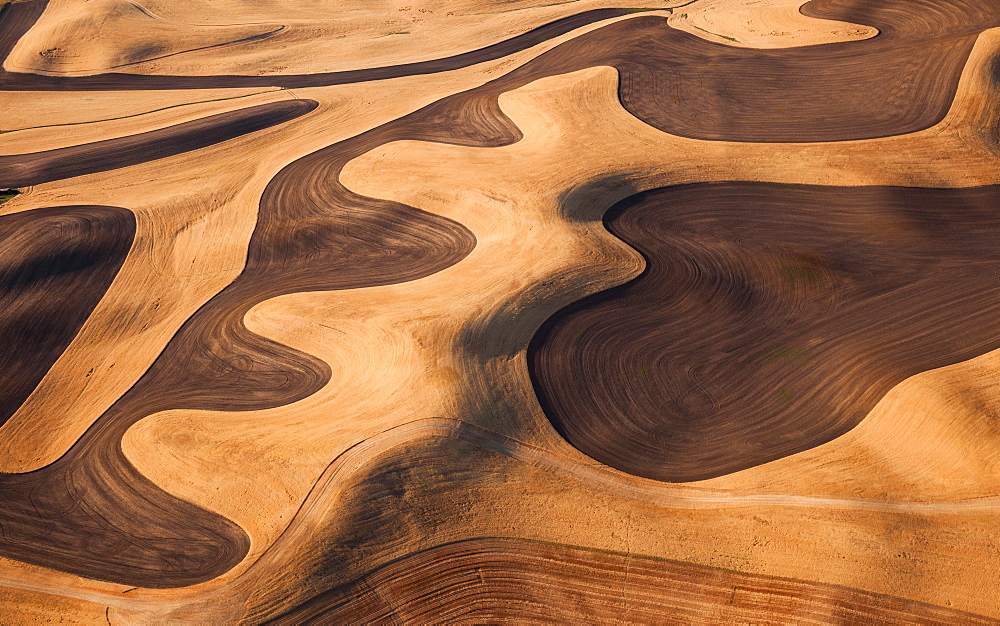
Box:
[0,189,20,205]
[691,23,739,42]
[780,263,827,287]
[765,346,809,363]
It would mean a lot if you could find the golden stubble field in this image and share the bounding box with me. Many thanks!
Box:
[1,0,1000,622]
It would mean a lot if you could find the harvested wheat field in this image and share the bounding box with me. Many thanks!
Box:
[1,0,1000,622]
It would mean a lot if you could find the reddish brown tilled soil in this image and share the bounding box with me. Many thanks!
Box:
[0,205,134,428]
[270,537,994,623]
[0,99,318,188]
[531,183,1000,482]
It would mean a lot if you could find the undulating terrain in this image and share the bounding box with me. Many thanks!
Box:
[1,0,1000,622]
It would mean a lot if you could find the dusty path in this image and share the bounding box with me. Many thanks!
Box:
[269,537,994,623]
[531,182,1000,481]
[0,205,134,428]
[0,99,318,188]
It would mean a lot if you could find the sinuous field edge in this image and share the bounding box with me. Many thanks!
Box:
[1,0,999,622]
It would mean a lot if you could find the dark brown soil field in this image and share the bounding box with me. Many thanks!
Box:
[531,183,1000,481]
[0,99,317,188]
[0,205,134,428]
[272,537,995,623]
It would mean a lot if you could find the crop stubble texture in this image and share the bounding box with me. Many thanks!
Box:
[0,0,997,599]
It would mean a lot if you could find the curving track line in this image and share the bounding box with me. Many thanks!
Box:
[0,99,317,188]
[288,419,1000,519]
[269,537,995,623]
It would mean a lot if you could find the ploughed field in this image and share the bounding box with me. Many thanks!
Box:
[532,183,1000,481]
[1,0,999,622]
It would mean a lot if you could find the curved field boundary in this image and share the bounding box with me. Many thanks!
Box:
[0,63,510,588]
[0,0,997,593]
[2,1,998,142]
[0,205,135,428]
[0,99,317,188]
[0,1,655,89]
[2,417,998,620]
[269,537,994,623]
[530,182,1000,482]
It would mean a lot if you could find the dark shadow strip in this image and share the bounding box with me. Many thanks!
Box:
[0,99,318,188]
[0,204,135,427]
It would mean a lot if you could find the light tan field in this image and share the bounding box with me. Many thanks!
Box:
[2,0,1000,623]
[0,9,656,474]
[0,87,286,153]
[666,0,876,47]
[9,0,668,75]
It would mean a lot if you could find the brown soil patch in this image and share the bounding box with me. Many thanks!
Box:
[272,537,994,623]
[0,205,134,428]
[0,98,316,187]
[531,183,1000,481]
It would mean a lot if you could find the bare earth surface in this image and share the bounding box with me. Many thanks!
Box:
[1,0,1000,622]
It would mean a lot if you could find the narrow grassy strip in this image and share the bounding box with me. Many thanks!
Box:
[690,21,739,41]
